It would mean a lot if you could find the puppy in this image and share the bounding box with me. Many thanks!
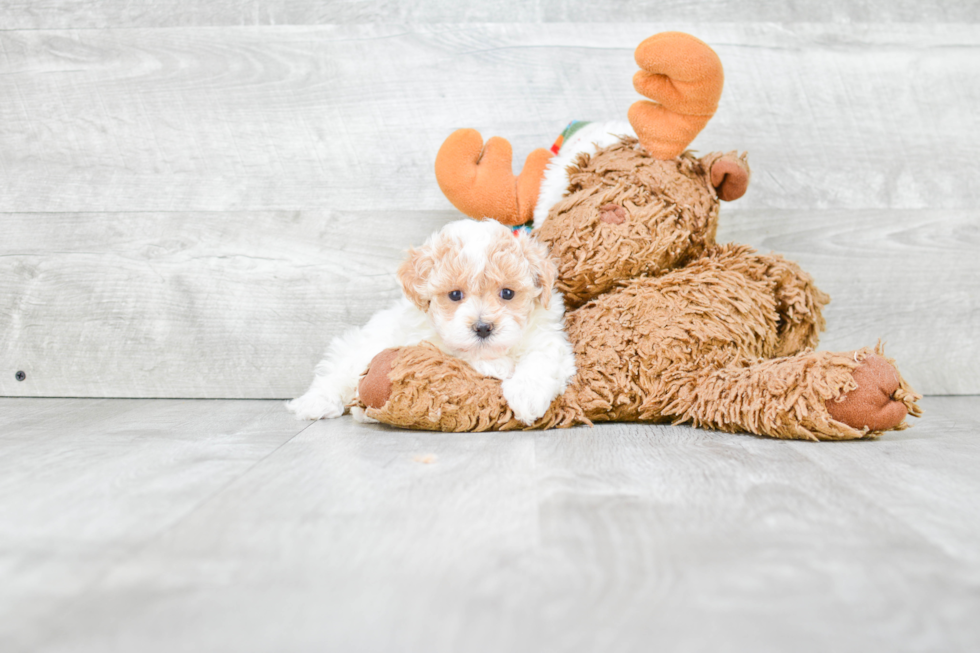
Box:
[286,219,576,425]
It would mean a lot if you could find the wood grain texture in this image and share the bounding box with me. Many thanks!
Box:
[0,210,450,398]
[2,1,977,29]
[0,397,312,653]
[0,24,978,214]
[2,207,977,398]
[1,22,977,398]
[0,396,977,652]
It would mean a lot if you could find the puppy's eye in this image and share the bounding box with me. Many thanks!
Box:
[499,288,515,300]
[448,290,463,302]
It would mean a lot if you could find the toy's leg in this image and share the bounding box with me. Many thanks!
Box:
[358,344,590,432]
[767,256,829,357]
[562,261,917,439]
[656,347,921,441]
[699,245,830,356]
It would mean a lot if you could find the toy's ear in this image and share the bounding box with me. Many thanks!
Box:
[705,151,751,201]
[397,245,435,311]
[628,32,724,159]
[517,232,558,309]
[435,129,553,227]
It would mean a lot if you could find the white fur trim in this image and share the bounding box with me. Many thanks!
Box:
[532,121,636,230]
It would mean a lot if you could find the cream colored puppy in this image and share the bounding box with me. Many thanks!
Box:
[287,219,576,425]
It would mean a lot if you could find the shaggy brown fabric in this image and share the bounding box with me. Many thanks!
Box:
[362,343,918,441]
[536,139,720,308]
[359,238,920,440]
[359,136,921,441]
[360,342,589,432]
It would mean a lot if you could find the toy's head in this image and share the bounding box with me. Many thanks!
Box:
[535,139,724,307]
[433,32,728,229]
[430,31,750,307]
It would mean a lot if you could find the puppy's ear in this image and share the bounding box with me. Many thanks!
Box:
[397,245,435,311]
[518,232,558,308]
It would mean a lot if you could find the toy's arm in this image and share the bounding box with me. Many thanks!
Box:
[357,343,588,431]
[355,342,919,440]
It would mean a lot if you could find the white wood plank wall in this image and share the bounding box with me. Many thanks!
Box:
[1,10,978,398]
[2,2,978,28]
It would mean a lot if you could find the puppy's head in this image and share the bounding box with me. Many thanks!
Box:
[398,219,557,357]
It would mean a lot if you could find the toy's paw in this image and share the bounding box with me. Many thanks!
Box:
[358,348,400,409]
[502,375,555,426]
[285,391,345,420]
[826,354,908,432]
[709,152,750,201]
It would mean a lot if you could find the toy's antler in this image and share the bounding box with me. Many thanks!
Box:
[434,129,553,226]
[436,32,723,221]
[628,32,724,159]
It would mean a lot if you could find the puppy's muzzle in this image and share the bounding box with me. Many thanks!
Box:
[473,321,494,340]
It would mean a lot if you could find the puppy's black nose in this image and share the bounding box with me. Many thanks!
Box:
[474,321,494,339]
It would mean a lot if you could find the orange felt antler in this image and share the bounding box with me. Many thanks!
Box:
[434,129,552,226]
[628,32,725,159]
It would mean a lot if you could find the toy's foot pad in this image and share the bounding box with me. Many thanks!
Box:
[826,354,908,432]
[358,348,400,409]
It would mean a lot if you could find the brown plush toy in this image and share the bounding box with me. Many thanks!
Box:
[355,32,922,440]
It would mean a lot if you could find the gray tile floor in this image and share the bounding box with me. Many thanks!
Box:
[1,396,978,652]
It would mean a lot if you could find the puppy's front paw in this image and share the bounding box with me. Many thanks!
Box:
[502,376,556,426]
[350,406,379,424]
[285,391,346,420]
